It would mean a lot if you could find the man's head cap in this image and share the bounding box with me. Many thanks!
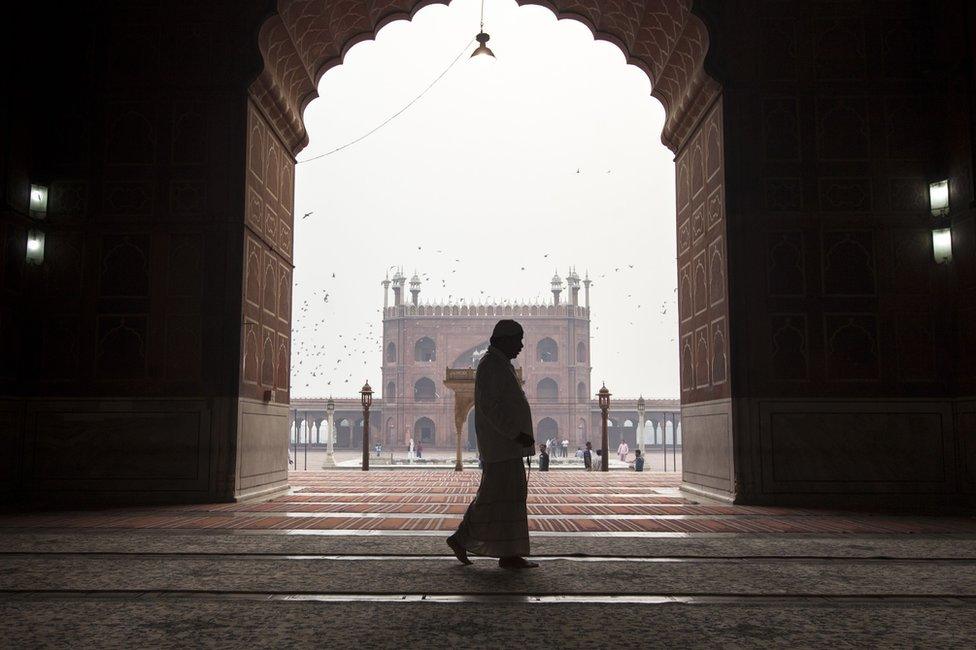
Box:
[491,319,523,338]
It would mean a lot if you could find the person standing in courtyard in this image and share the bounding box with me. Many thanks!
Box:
[633,448,644,472]
[539,444,550,472]
[583,441,593,471]
[447,319,537,570]
[618,440,629,463]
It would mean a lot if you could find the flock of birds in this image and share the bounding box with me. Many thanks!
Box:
[290,253,678,396]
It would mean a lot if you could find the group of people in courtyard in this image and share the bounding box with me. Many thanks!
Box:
[540,437,571,458]
[535,439,645,472]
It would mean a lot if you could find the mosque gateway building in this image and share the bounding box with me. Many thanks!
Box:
[291,270,679,451]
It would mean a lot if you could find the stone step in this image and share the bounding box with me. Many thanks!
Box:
[2,554,975,597]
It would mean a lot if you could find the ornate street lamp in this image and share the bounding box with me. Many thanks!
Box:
[636,395,646,454]
[360,381,373,471]
[322,397,336,468]
[598,383,610,472]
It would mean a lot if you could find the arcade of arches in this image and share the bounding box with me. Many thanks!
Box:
[2,0,975,511]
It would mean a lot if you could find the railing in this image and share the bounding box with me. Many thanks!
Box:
[444,366,523,383]
[385,304,589,318]
[445,368,476,381]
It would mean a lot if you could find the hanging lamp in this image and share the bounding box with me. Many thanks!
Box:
[470,0,495,63]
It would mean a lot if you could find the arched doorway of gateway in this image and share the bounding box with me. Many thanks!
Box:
[249,0,729,501]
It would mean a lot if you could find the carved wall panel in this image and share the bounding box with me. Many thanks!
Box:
[48,181,88,222]
[96,315,149,381]
[770,314,809,382]
[675,99,729,403]
[24,401,211,491]
[816,97,869,160]
[760,401,954,492]
[825,314,879,381]
[760,17,797,81]
[813,18,866,80]
[41,316,81,383]
[42,233,84,296]
[822,231,875,296]
[767,232,805,297]
[242,101,294,403]
[743,0,958,400]
[764,178,802,212]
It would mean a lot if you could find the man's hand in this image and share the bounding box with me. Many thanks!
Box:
[516,432,535,447]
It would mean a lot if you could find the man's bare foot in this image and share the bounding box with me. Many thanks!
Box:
[498,556,539,570]
[447,535,472,565]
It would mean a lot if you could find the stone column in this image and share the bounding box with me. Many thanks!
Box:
[322,411,336,468]
[454,406,465,472]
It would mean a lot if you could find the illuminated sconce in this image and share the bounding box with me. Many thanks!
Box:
[26,229,45,266]
[928,179,949,217]
[932,228,952,265]
[29,184,49,219]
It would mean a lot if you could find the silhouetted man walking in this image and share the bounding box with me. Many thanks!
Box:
[447,319,537,570]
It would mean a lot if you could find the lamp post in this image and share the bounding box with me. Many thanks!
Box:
[322,397,336,468]
[636,395,646,455]
[360,381,373,471]
[662,413,669,472]
[292,412,299,469]
[598,383,610,472]
[673,415,678,471]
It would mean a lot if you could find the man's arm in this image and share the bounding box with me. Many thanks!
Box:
[478,361,530,443]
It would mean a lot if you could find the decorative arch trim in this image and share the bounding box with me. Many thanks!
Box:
[252,0,720,154]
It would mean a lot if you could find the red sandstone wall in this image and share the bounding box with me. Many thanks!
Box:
[382,306,591,447]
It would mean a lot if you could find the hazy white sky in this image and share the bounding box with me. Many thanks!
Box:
[292,0,678,399]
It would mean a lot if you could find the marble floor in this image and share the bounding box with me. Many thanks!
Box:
[1,470,974,648]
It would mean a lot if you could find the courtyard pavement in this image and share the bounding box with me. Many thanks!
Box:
[1,470,975,647]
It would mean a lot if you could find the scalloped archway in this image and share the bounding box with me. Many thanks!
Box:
[243,0,731,501]
[253,0,720,155]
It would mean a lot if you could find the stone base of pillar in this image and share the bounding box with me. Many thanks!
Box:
[321,452,336,469]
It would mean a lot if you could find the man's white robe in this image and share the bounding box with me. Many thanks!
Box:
[452,346,533,558]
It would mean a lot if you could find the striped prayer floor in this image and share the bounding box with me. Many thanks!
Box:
[2,469,974,535]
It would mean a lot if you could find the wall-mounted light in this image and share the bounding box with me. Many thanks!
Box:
[26,229,45,266]
[928,179,949,217]
[932,227,952,265]
[29,184,48,219]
